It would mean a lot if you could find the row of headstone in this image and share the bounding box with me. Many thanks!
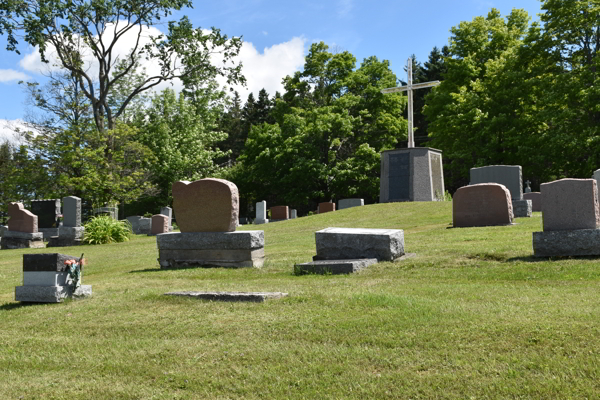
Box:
[126,207,172,236]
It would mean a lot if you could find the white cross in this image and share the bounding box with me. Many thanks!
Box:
[381,58,441,148]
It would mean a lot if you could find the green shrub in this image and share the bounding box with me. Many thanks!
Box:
[83,216,132,245]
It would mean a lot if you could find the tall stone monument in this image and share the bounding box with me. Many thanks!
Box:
[48,196,84,247]
[156,178,265,268]
[470,165,532,218]
[380,147,445,202]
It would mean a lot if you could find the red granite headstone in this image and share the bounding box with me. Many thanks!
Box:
[541,178,599,231]
[172,179,239,232]
[270,206,289,220]
[7,202,38,233]
[318,202,336,214]
[453,184,513,227]
[151,214,169,235]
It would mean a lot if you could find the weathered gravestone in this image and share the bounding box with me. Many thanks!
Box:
[254,200,269,225]
[453,183,514,228]
[380,148,445,202]
[150,214,169,236]
[295,227,406,275]
[157,179,265,268]
[48,196,84,247]
[161,206,173,231]
[2,203,44,249]
[290,209,297,219]
[318,202,335,214]
[593,169,600,186]
[270,206,289,221]
[94,207,118,220]
[338,198,364,210]
[15,253,91,302]
[126,216,152,235]
[523,192,541,212]
[533,178,600,257]
[470,165,532,218]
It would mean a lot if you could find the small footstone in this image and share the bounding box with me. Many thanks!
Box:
[512,199,532,218]
[164,291,288,302]
[294,258,378,275]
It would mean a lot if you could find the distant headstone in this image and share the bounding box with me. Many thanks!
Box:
[94,207,118,220]
[126,216,152,235]
[470,165,531,217]
[160,206,173,230]
[270,206,289,221]
[453,183,514,228]
[172,179,238,232]
[533,178,600,256]
[525,180,532,193]
[290,209,297,219]
[31,199,61,229]
[338,198,364,210]
[523,192,541,212]
[7,202,38,233]
[63,196,81,227]
[318,202,335,214]
[15,253,92,302]
[255,201,269,224]
[593,169,600,185]
[150,214,169,235]
[380,147,445,202]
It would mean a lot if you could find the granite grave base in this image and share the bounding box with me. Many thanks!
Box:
[47,227,85,247]
[533,229,600,257]
[1,231,44,249]
[314,227,404,261]
[157,231,265,269]
[512,199,532,218]
[15,285,92,303]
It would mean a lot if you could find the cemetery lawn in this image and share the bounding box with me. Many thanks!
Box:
[1,202,599,399]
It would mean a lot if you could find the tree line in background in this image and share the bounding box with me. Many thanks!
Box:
[1,0,598,221]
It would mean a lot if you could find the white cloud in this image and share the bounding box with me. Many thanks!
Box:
[225,36,306,98]
[19,21,306,102]
[0,119,32,144]
[0,69,30,83]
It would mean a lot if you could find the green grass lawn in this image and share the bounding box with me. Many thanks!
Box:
[1,202,599,399]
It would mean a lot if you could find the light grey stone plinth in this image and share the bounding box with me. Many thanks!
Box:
[533,229,600,257]
[295,258,378,275]
[314,227,404,261]
[164,291,287,302]
[512,199,532,218]
[338,198,364,210]
[380,147,445,202]
[15,285,92,303]
[157,231,265,269]
[254,218,269,224]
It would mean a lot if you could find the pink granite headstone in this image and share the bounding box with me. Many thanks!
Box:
[172,179,239,232]
[453,183,514,227]
[523,192,541,212]
[151,214,169,235]
[7,202,38,233]
[541,178,600,231]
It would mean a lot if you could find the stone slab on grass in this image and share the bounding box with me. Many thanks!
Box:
[314,227,404,261]
[164,291,288,302]
[15,285,92,303]
[295,258,378,275]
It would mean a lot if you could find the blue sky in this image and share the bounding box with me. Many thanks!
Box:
[0,0,544,140]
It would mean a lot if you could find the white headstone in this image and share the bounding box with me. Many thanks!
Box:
[255,201,269,224]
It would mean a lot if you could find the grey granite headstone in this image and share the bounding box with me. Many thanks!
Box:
[314,227,404,261]
[63,196,81,227]
[290,209,297,219]
[380,148,445,202]
[126,216,152,235]
[593,169,600,186]
[31,199,61,228]
[254,200,269,224]
[470,165,523,200]
[160,206,172,230]
[294,258,378,275]
[338,199,364,210]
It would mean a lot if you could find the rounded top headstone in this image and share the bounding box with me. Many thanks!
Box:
[172,178,239,232]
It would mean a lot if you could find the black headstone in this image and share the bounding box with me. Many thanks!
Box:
[31,199,61,228]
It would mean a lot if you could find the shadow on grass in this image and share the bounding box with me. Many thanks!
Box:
[129,264,246,273]
[507,255,600,263]
[0,302,39,311]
